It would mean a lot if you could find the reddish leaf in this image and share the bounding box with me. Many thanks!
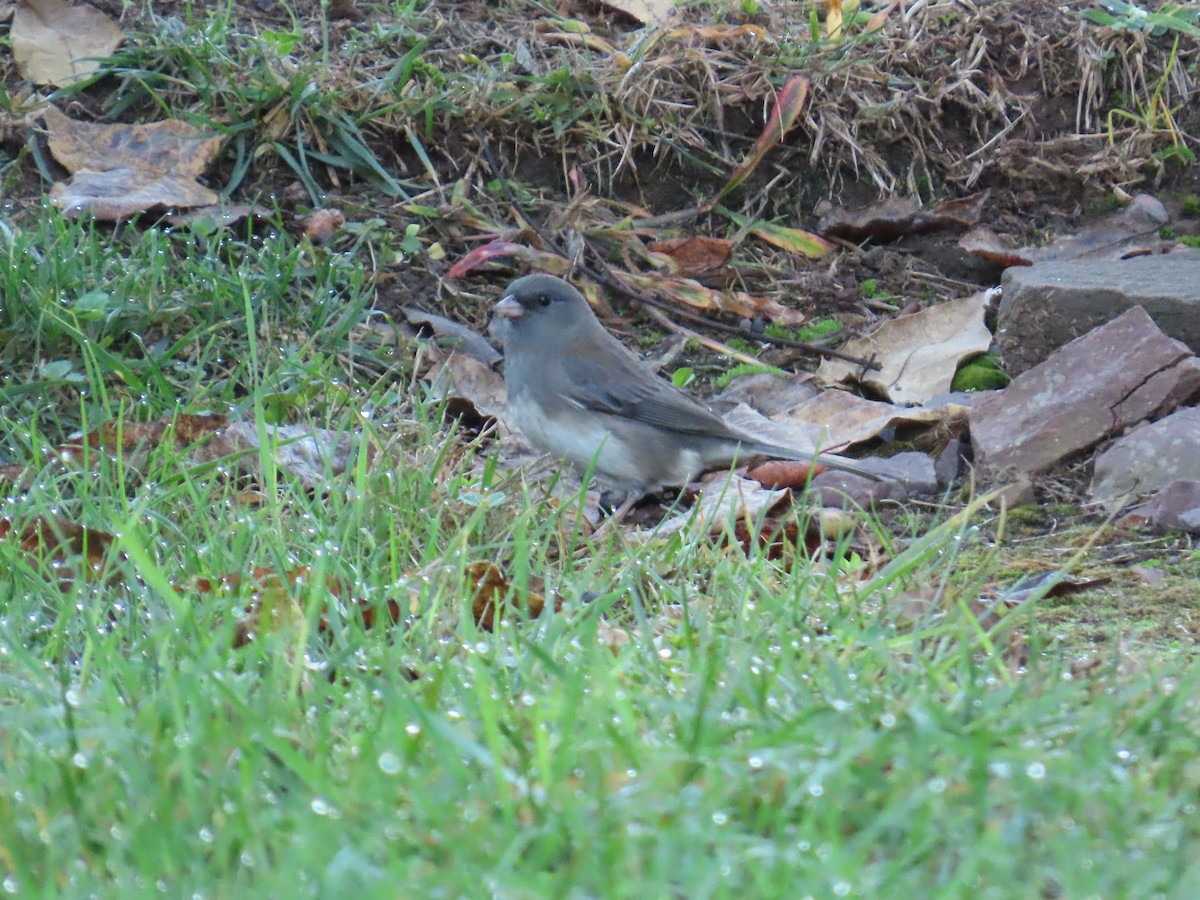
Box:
[447,242,569,279]
[745,459,830,489]
[647,235,734,276]
[713,75,810,204]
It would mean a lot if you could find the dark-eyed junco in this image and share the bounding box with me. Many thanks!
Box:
[493,273,878,497]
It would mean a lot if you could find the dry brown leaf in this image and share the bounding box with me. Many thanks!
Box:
[428,352,508,425]
[595,0,676,25]
[0,515,117,587]
[819,192,988,241]
[198,422,370,491]
[300,207,346,242]
[42,107,222,220]
[12,0,123,87]
[725,391,969,452]
[826,0,844,39]
[816,291,993,405]
[467,562,558,631]
[196,566,402,645]
[647,235,734,276]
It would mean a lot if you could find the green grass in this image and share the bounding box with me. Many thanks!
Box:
[1,211,1198,893]
[2,1,1200,895]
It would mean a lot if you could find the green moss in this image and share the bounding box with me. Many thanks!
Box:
[793,318,842,342]
[952,353,1009,392]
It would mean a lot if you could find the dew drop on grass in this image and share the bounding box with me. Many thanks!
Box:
[711,811,728,825]
[378,752,401,775]
[4,876,20,894]
[71,752,88,769]
[405,723,421,736]
[832,881,851,896]
[748,756,764,770]
[198,827,214,844]
[1026,762,1046,780]
[310,798,332,816]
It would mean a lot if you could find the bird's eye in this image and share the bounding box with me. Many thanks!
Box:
[537,294,552,308]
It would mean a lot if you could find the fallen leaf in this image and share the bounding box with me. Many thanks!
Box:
[401,307,502,366]
[826,0,844,39]
[723,391,970,453]
[196,566,402,644]
[42,107,222,220]
[447,241,568,279]
[613,271,770,318]
[745,458,837,489]
[667,23,768,43]
[647,235,734,276]
[720,206,834,258]
[197,422,372,491]
[595,0,676,25]
[865,1,898,32]
[713,75,810,205]
[428,352,508,426]
[654,473,793,539]
[818,192,988,241]
[816,291,994,405]
[300,207,346,242]
[12,0,123,86]
[0,515,117,587]
[467,561,558,631]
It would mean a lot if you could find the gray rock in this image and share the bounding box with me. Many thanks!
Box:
[1091,407,1200,501]
[1119,480,1200,534]
[992,475,1036,509]
[812,471,908,508]
[935,438,965,486]
[970,306,1200,475]
[858,451,939,495]
[997,256,1200,375]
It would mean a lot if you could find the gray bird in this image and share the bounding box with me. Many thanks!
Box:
[493,273,878,498]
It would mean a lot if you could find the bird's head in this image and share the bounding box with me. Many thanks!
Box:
[493,274,595,339]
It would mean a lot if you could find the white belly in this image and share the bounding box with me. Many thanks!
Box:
[508,392,700,489]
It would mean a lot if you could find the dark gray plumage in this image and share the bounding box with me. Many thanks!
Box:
[494,273,876,496]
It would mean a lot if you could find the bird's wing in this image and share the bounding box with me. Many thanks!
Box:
[557,349,736,438]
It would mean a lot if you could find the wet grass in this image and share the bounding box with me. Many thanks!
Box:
[1,0,1199,895]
